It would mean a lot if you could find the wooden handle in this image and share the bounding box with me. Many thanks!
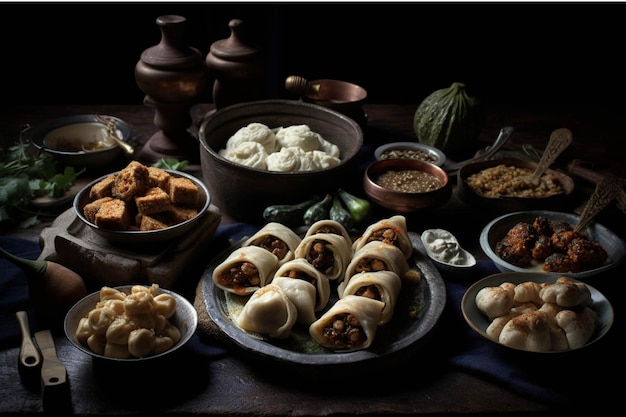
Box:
[34,330,72,412]
[16,311,42,391]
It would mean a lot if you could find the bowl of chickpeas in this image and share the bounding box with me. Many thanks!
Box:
[64,284,198,362]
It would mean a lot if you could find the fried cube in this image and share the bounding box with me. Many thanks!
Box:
[139,214,170,231]
[135,187,171,215]
[168,177,199,205]
[89,175,115,199]
[168,205,198,223]
[112,161,149,202]
[94,199,132,230]
[83,197,114,223]
[147,166,171,190]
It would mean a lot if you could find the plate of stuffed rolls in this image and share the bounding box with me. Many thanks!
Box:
[202,215,446,376]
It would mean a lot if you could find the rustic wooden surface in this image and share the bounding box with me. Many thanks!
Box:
[1,103,624,415]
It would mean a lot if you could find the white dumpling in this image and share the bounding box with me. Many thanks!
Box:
[235,284,297,339]
[294,232,352,281]
[341,241,409,291]
[555,306,599,350]
[339,270,402,325]
[539,277,592,308]
[212,245,279,295]
[317,137,340,158]
[513,281,546,305]
[485,302,536,340]
[266,147,307,172]
[475,283,515,321]
[309,295,384,352]
[306,150,340,170]
[226,122,279,153]
[271,277,317,325]
[274,258,331,311]
[219,141,269,169]
[498,310,552,352]
[275,124,324,152]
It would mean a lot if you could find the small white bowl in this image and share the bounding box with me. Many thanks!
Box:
[374,142,446,167]
[420,228,476,277]
[64,285,198,362]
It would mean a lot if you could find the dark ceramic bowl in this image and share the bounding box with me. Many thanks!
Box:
[458,158,575,213]
[198,99,363,223]
[30,114,132,169]
[480,210,626,279]
[363,159,451,212]
[73,169,211,244]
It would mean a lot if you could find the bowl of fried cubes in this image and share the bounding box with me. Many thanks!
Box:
[73,161,210,244]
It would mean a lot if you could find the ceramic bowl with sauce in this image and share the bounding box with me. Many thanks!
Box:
[363,159,451,212]
[30,114,132,169]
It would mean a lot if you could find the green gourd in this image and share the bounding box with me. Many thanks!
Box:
[413,82,485,156]
[263,196,320,226]
[329,195,354,231]
[303,194,333,226]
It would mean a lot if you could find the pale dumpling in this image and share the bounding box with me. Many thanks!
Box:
[271,276,317,325]
[235,283,297,339]
[475,283,516,321]
[225,122,279,153]
[219,141,268,170]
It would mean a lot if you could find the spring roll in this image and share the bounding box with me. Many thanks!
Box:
[212,245,279,295]
[294,232,352,281]
[235,283,297,339]
[341,241,409,292]
[274,258,331,311]
[271,276,317,325]
[309,295,384,352]
[339,270,401,325]
[352,215,412,259]
[242,222,302,266]
[304,219,352,247]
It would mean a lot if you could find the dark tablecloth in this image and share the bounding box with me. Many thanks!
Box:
[2,229,623,409]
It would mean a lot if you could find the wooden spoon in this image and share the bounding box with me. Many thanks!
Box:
[521,128,573,186]
[574,175,623,233]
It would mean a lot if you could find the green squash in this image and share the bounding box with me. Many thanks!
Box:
[413,82,485,156]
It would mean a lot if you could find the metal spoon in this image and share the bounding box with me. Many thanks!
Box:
[521,128,573,186]
[94,115,134,155]
[444,126,514,174]
[574,175,623,234]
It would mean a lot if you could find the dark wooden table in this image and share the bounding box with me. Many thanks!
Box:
[1,103,624,415]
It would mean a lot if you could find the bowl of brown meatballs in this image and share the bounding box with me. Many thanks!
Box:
[480,210,626,279]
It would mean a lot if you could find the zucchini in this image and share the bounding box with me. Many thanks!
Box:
[263,196,320,226]
[330,195,354,231]
[337,188,371,225]
[303,194,333,226]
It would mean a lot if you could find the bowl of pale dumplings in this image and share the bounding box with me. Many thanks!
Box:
[198,99,363,223]
[461,272,614,353]
[64,284,198,361]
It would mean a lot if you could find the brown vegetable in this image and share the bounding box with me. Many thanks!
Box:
[0,246,87,315]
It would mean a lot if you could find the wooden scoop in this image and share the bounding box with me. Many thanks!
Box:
[34,330,72,412]
[16,311,42,392]
[574,175,623,233]
[521,128,573,186]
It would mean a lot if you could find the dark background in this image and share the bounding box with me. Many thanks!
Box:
[2,2,625,107]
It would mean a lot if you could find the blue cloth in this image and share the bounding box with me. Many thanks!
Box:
[2,229,622,408]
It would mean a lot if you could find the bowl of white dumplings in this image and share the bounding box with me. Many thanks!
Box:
[64,284,198,361]
[198,99,363,223]
[461,272,614,353]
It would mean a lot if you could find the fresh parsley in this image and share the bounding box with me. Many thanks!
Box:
[0,127,84,228]
[152,157,189,171]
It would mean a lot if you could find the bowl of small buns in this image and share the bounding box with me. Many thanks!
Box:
[73,160,211,244]
[64,284,197,361]
[461,272,614,353]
